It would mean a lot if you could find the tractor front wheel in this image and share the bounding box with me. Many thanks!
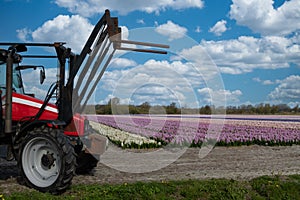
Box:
[76,151,99,174]
[18,126,76,194]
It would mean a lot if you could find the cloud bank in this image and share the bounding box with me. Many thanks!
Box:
[54,0,204,16]
[229,0,300,36]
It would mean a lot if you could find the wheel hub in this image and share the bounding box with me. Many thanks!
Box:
[41,153,55,169]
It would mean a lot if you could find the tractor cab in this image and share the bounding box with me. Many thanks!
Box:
[0,49,25,95]
[0,48,52,126]
[0,48,46,97]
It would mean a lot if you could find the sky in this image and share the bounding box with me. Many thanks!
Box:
[0,0,300,109]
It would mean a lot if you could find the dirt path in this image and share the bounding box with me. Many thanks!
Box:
[73,144,300,185]
[1,145,299,194]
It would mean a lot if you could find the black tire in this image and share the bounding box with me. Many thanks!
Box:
[76,151,99,174]
[17,126,76,194]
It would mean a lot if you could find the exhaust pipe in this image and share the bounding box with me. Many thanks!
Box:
[5,50,13,134]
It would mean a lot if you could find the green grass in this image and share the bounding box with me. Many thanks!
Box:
[1,175,300,200]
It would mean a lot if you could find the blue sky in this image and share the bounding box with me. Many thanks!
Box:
[1,0,299,108]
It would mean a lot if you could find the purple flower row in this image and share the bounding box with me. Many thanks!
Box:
[87,115,300,146]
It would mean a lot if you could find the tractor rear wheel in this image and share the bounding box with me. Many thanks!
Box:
[17,126,76,194]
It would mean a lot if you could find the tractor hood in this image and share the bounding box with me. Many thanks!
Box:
[8,92,58,121]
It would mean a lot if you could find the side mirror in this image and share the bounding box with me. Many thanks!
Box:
[16,65,46,84]
[8,44,27,53]
[40,68,46,84]
[15,44,27,53]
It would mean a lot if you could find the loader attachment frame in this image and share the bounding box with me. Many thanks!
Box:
[0,9,169,133]
[60,9,169,123]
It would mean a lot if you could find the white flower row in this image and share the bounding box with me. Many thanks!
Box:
[89,121,160,147]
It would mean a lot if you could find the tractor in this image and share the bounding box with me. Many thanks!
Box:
[0,9,168,193]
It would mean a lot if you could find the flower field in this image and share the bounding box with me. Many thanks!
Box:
[87,115,300,148]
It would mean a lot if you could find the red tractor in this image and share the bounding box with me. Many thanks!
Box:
[0,10,168,193]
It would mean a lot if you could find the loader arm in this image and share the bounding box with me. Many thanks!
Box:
[60,9,169,122]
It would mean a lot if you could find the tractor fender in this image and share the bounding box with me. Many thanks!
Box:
[14,120,66,144]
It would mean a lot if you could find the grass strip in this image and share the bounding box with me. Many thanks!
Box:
[2,175,300,200]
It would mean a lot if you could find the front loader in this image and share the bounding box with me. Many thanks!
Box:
[0,9,168,193]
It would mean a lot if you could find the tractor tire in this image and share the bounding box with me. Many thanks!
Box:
[75,151,99,174]
[17,126,76,194]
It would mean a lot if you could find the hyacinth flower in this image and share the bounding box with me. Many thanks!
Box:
[87,115,300,148]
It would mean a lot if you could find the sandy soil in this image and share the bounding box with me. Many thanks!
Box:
[1,144,299,194]
[74,144,300,184]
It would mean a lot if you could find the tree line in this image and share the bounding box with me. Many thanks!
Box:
[91,97,299,115]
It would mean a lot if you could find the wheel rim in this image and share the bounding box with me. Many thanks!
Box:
[22,136,62,188]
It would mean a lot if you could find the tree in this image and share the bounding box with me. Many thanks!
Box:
[200,105,211,114]
[129,105,140,114]
[270,105,279,114]
[166,102,178,114]
[277,104,291,113]
[263,103,271,114]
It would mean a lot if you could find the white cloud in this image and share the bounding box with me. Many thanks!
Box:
[177,44,221,79]
[155,21,188,41]
[17,15,94,53]
[136,19,145,25]
[98,94,116,105]
[262,80,275,85]
[198,35,300,74]
[16,28,32,42]
[229,0,300,36]
[253,77,283,85]
[197,87,242,106]
[252,77,261,83]
[268,75,300,104]
[209,20,227,36]
[219,67,243,75]
[132,84,182,105]
[99,59,219,107]
[16,14,135,55]
[55,0,204,16]
[195,26,201,33]
[110,58,137,68]
[288,101,300,109]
